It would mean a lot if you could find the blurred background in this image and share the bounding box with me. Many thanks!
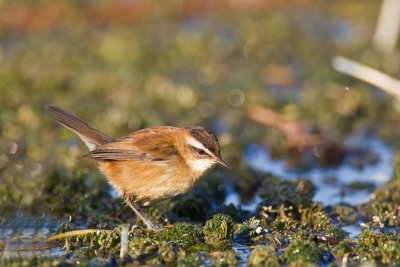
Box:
[1,0,400,264]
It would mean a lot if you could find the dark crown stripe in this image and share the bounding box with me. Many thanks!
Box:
[186,127,220,156]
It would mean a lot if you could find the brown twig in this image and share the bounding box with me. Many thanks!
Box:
[246,105,320,147]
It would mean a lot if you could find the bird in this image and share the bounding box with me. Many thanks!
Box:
[46,105,228,230]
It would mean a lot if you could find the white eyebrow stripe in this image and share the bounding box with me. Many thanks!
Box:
[185,137,213,156]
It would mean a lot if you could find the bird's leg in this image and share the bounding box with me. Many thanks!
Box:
[125,199,163,231]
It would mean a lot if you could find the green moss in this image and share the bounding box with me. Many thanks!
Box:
[41,170,132,228]
[331,204,358,225]
[394,152,400,181]
[138,206,169,228]
[285,239,320,264]
[356,231,400,265]
[323,227,349,240]
[158,242,177,264]
[172,196,208,221]
[64,228,121,257]
[216,203,249,222]
[0,256,71,267]
[361,180,400,226]
[287,260,318,267]
[128,238,178,265]
[162,223,206,251]
[248,245,280,267]
[261,202,334,234]
[299,203,332,232]
[210,250,238,267]
[0,239,4,258]
[271,217,296,231]
[128,226,206,265]
[258,176,315,207]
[235,217,266,244]
[129,236,160,256]
[203,214,234,250]
[177,250,207,267]
[258,179,327,236]
[332,241,352,262]
[259,204,297,227]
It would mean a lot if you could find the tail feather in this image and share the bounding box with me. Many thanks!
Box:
[46,105,114,151]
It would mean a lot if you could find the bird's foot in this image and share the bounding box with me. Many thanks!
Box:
[125,199,164,231]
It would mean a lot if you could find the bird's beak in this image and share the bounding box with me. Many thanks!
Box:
[215,157,230,170]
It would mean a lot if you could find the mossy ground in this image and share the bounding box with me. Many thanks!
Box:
[1,1,400,266]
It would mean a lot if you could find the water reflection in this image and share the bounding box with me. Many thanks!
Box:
[0,213,64,260]
[243,134,393,206]
[232,242,251,267]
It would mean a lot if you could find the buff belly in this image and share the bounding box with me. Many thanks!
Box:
[98,161,200,202]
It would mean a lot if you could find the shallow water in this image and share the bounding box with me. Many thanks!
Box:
[0,213,64,261]
[235,133,394,239]
[224,182,262,211]
[242,133,393,206]
[232,242,251,267]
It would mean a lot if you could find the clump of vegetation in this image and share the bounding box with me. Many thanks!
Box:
[161,223,205,251]
[0,256,71,267]
[203,214,234,250]
[332,241,353,262]
[299,203,332,232]
[0,239,4,258]
[356,231,400,265]
[247,245,280,267]
[235,217,266,244]
[257,177,317,228]
[138,206,170,229]
[330,230,400,265]
[284,239,320,265]
[128,237,177,265]
[330,204,358,225]
[171,196,208,221]
[176,250,207,267]
[210,250,238,267]
[360,180,400,227]
[323,226,349,240]
[61,229,121,258]
[258,176,315,207]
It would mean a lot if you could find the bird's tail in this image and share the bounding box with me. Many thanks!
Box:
[46,105,114,151]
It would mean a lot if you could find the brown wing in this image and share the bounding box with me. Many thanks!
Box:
[87,126,180,162]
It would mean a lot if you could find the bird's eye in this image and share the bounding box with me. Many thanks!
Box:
[196,148,207,156]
